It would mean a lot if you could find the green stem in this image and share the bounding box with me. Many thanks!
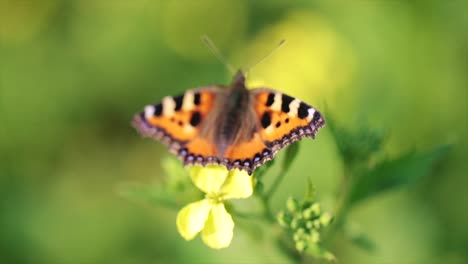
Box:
[230,209,265,220]
[260,196,276,223]
[322,165,356,247]
[265,166,288,198]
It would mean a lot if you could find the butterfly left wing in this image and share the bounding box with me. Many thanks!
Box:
[132,87,219,157]
[251,88,326,156]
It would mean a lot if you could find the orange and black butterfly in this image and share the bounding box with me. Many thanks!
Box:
[132,70,325,175]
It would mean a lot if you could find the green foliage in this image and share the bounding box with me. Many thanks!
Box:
[327,116,385,166]
[325,114,451,253]
[118,157,202,209]
[343,221,377,252]
[348,145,451,206]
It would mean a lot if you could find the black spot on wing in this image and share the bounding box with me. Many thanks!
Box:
[265,93,275,106]
[174,95,184,111]
[190,111,202,127]
[154,104,163,116]
[262,149,271,157]
[281,94,294,113]
[261,112,271,128]
[298,102,309,119]
[275,121,281,128]
[253,153,262,163]
[139,112,146,122]
[194,92,201,105]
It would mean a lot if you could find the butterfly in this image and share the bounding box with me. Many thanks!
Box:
[132,71,325,175]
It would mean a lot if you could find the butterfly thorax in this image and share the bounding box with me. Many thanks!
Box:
[206,72,258,157]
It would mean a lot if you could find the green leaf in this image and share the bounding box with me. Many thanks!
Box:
[348,144,451,205]
[326,115,385,166]
[342,220,377,252]
[350,233,377,252]
[117,183,178,209]
[283,142,301,173]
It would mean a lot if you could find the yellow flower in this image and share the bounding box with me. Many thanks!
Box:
[176,165,254,249]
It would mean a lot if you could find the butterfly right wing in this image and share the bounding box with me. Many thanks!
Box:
[251,88,326,154]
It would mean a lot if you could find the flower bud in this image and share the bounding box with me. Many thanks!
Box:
[313,219,321,229]
[320,213,333,226]
[293,232,301,242]
[294,212,303,221]
[286,197,298,212]
[290,218,299,229]
[277,211,287,227]
[303,208,313,219]
[309,230,320,243]
[295,241,306,252]
[310,203,321,215]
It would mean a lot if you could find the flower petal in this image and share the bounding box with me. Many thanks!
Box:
[220,169,254,199]
[189,165,229,193]
[201,203,234,249]
[176,199,212,240]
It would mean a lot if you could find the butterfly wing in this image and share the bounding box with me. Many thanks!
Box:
[132,87,221,163]
[217,88,325,175]
[251,88,326,155]
[222,132,272,174]
[133,84,325,175]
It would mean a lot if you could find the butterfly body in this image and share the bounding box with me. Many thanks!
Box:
[133,71,325,175]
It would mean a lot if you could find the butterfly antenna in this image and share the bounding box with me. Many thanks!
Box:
[244,39,286,76]
[201,35,236,75]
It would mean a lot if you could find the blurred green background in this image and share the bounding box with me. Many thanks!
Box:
[1,0,467,263]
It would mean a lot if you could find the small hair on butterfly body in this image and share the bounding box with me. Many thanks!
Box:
[132,36,325,175]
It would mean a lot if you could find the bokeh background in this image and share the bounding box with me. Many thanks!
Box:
[1,0,467,263]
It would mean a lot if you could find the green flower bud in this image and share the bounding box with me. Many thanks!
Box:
[309,230,320,243]
[313,219,321,229]
[277,211,287,227]
[310,203,321,215]
[306,220,314,229]
[290,218,299,229]
[295,241,306,252]
[296,228,305,236]
[294,212,303,221]
[293,232,301,242]
[286,197,298,212]
[320,213,333,226]
[303,208,313,219]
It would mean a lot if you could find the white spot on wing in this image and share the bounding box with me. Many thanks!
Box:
[144,105,154,119]
[182,91,195,111]
[162,96,176,116]
[307,108,316,121]
[270,93,282,111]
[265,126,274,134]
[288,99,301,117]
[184,125,194,133]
